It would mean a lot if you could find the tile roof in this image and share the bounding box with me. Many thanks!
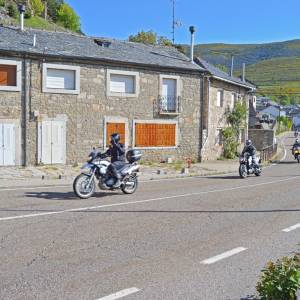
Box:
[0,26,204,72]
[195,57,256,89]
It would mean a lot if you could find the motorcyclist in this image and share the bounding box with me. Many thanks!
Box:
[241,139,257,170]
[105,133,125,188]
[292,138,300,157]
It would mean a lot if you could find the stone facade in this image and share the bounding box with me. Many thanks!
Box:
[0,55,202,165]
[201,77,253,161]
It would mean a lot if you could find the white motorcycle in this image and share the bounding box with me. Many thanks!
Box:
[73,149,141,199]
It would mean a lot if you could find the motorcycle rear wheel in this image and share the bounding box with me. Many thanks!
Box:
[239,165,247,179]
[121,176,138,194]
[73,174,96,199]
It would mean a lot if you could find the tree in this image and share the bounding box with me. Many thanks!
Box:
[225,101,248,137]
[46,0,63,21]
[30,0,44,16]
[56,3,80,32]
[158,36,173,46]
[129,30,157,45]
[222,101,248,158]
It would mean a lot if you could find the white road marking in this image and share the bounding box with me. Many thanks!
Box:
[282,223,300,232]
[0,175,299,222]
[201,247,247,265]
[96,287,140,300]
[0,185,70,192]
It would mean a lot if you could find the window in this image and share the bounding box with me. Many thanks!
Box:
[217,90,224,107]
[107,70,139,97]
[231,93,237,108]
[134,121,177,148]
[0,59,22,91]
[159,75,181,113]
[43,64,80,94]
[110,74,135,94]
[215,129,223,146]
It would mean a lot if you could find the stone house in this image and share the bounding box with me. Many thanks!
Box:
[195,58,256,160]
[0,26,205,166]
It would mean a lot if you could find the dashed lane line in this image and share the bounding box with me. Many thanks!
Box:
[200,247,247,265]
[95,287,140,300]
[282,223,300,233]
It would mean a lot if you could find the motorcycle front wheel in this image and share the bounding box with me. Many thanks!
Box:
[121,176,138,194]
[73,174,96,199]
[254,168,262,176]
[239,164,247,179]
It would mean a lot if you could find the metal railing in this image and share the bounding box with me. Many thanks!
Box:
[260,144,278,162]
[158,95,181,114]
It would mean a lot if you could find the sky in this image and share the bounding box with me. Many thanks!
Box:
[67,0,300,45]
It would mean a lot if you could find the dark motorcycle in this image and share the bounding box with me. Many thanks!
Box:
[239,153,262,178]
[73,149,142,199]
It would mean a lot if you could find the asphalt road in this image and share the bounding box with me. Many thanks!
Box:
[0,134,299,300]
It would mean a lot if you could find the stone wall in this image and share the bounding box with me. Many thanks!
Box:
[201,78,251,161]
[248,129,275,151]
[0,55,202,165]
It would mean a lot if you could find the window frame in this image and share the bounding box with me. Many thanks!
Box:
[159,74,181,98]
[42,63,80,95]
[132,119,178,150]
[217,89,224,107]
[107,69,139,98]
[0,59,22,92]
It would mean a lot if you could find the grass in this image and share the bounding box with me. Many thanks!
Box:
[23,16,68,31]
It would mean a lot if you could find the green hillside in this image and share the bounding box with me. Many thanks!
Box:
[245,57,300,99]
[182,40,300,103]
[0,0,81,33]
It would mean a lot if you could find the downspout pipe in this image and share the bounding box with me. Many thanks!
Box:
[22,57,28,166]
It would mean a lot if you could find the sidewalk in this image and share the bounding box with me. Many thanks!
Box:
[0,135,287,189]
[0,159,239,188]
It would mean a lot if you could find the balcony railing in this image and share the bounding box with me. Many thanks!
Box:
[158,95,181,115]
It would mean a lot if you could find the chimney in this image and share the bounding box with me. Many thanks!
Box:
[230,55,234,77]
[18,4,26,31]
[242,63,246,82]
[189,26,196,63]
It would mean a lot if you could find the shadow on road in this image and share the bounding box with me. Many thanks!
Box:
[277,161,299,165]
[24,191,119,200]
[203,175,241,180]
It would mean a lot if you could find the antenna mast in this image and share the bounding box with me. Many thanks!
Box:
[172,0,175,44]
[171,0,182,44]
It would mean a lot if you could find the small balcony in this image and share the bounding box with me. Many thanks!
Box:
[158,95,181,115]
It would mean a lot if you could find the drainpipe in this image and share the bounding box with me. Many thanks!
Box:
[200,75,210,161]
[22,57,28,166]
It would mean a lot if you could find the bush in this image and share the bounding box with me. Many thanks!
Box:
[256,252,300,300]
[0,0,5,7]
[56,3,80,32]
[221,127,239,159]
[8,4,18,18]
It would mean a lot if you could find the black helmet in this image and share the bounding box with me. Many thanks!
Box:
[246,139,252,146]
[110,133,120,144]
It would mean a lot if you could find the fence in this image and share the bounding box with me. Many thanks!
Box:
[260,144,278,162]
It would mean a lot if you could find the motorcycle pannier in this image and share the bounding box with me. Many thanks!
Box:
[126,149,142,163]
